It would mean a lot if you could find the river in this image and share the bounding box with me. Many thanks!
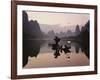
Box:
[23,39,89,68]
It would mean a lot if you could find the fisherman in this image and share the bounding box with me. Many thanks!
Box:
[54,36,60,44]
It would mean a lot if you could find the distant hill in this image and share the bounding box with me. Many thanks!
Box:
[40,24,77,34]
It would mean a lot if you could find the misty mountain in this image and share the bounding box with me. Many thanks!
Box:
[40,24,83,38]
[23,11,87,40]
[78,20,90,58]
[23,11,43,39]
[40,24,76,34]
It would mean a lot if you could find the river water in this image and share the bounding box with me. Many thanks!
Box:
[23,40,89,68]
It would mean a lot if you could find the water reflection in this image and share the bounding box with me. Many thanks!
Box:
[75,43,80,53]
[23,40,42,67]
[49,36,71,58]
[81,42,89,59]
[23,38,89,68]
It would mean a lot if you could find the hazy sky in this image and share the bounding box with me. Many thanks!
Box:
[26,11,89,27]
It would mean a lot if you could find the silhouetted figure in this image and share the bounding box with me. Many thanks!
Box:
[54,36,60,44]
[49,36,71,58]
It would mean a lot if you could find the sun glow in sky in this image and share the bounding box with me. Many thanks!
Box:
[26,11,89,27]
